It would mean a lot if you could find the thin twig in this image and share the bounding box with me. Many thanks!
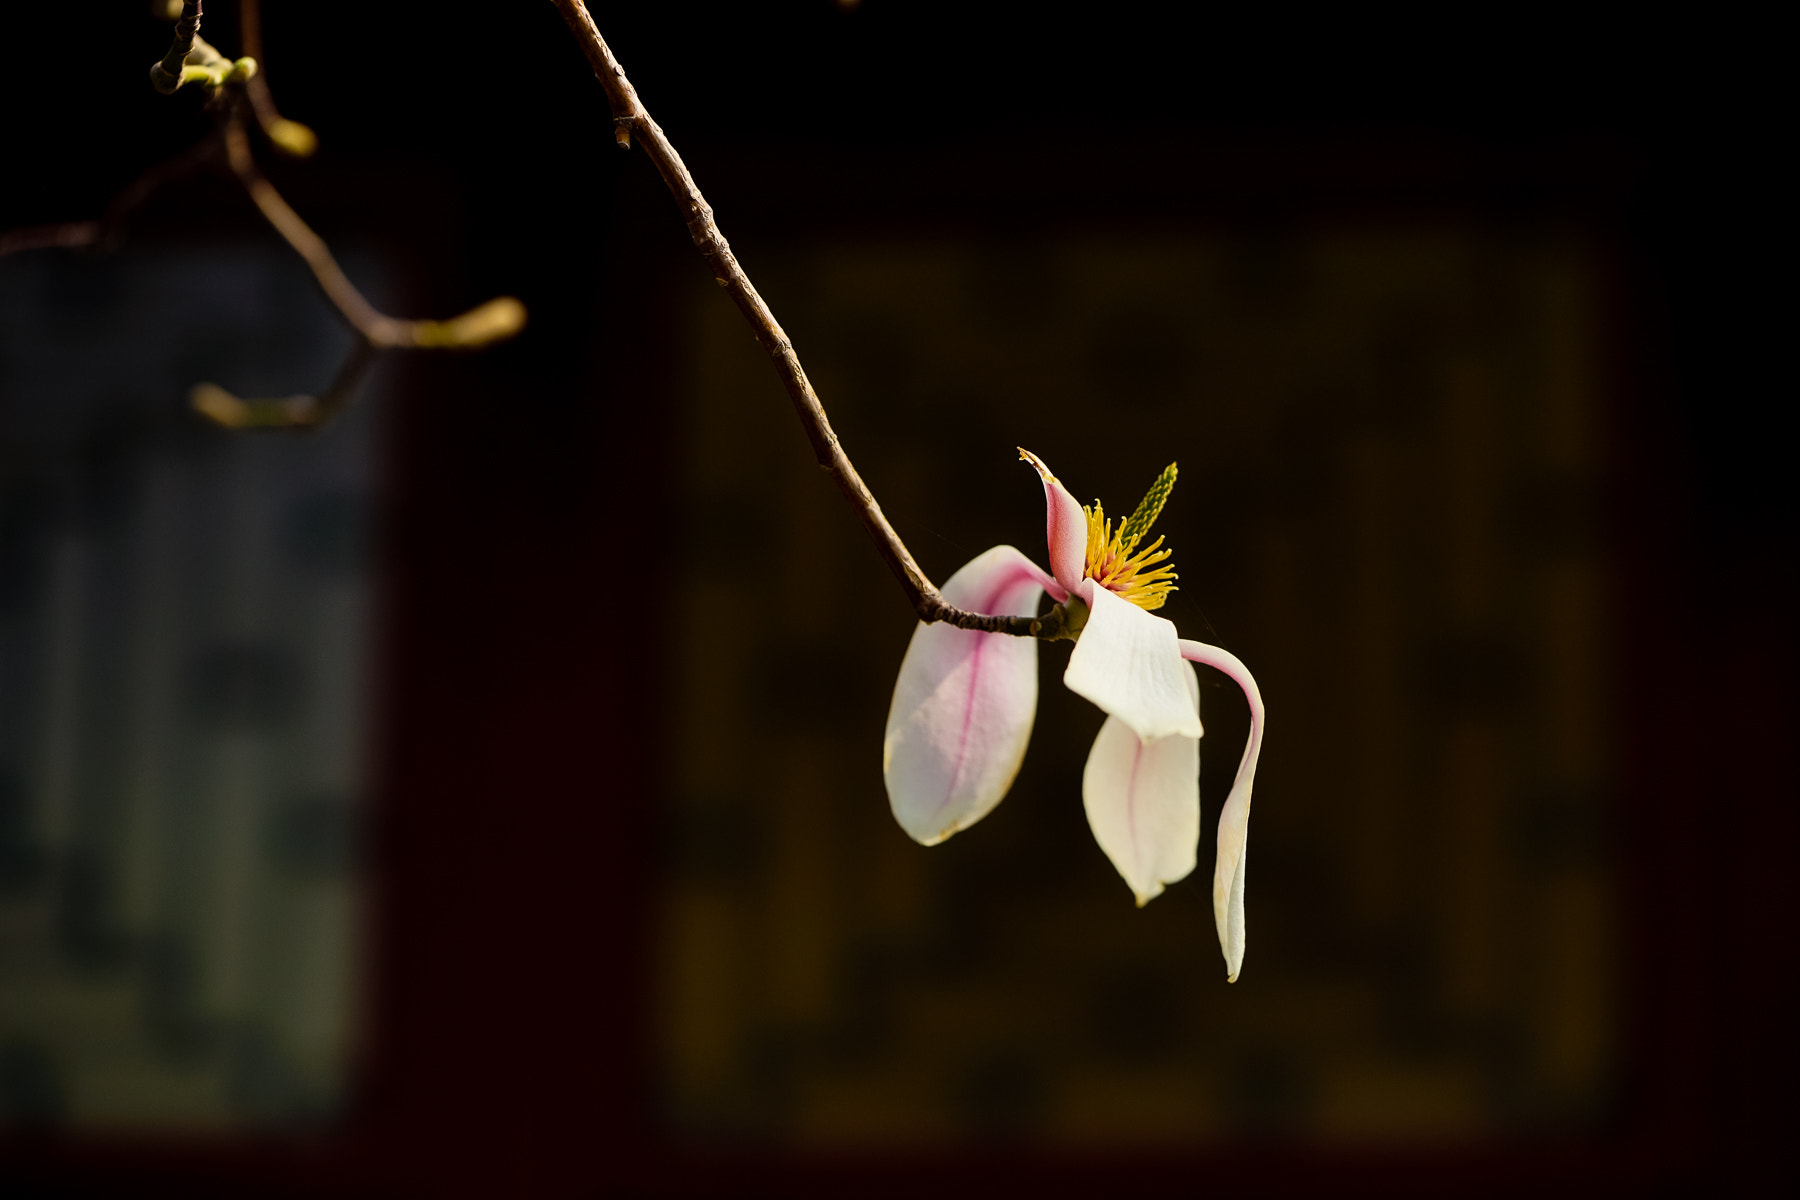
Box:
[222,115,526,351]
[239,0,318,156]
[3,115,520,354]
[0,137,221,258]
[238,0,263,62]
[0,221,101,257]
[191,336,378,430]
[548,0,1067,640]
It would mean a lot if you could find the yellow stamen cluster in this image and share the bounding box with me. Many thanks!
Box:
[1084,462,1179,611]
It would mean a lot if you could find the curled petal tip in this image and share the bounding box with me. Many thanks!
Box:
[1021,451,1090,596]
[1018,447,1053,479]
[1179,639,1262,987]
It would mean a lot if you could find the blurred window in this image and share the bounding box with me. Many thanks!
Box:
[0,243,377,1130]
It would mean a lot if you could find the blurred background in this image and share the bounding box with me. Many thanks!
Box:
[1,2,1789,1196]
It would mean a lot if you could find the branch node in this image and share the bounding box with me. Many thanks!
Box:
[149,1,202,94]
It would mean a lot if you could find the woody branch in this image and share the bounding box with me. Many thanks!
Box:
[548,0,1075,642]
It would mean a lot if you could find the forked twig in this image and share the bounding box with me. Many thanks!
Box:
[549,0,1070,640]
[1,0,526,430]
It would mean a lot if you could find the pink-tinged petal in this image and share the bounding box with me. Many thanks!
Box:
[884,546,1050,845]
[1064,581,1203,741]
[1082,664,1200,906]
[1019,448,1088,595]
[1179,638,1265,983]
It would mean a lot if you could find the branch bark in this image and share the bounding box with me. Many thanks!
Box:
[548,0,1069,640]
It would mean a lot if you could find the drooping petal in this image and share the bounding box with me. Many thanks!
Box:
[1179,638,1265,983]
[884,546,1053,845]
[1064,581,1203,742]
[1082,663,1200,906]
[1019,448,1087,596]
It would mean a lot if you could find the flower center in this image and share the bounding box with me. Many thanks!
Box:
[1084,462,1178,611]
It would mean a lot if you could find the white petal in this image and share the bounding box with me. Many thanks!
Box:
[1019,448,1087,597]
[1063,582,1203,741]
[1082,664,1200,905]
[1179,639,1265,983]
[884,546,1049,845]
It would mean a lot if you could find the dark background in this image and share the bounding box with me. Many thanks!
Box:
[2,2,1792,1195]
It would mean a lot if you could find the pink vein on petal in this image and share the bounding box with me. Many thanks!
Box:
[931,562,1046,822]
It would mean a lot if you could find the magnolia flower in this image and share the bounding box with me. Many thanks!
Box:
[883,450,1266,980]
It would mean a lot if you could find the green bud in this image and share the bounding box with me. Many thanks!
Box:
[415,297,528,348]
[191,384,317,429]
[267,118,320,159]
